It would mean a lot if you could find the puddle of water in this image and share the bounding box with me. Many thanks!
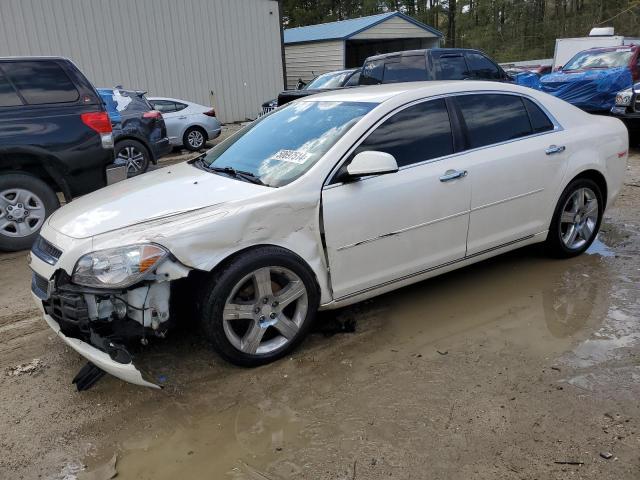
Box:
[113,399,308,479]
[585,237,615,257]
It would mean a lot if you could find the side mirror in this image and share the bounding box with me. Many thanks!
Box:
[346,151,398,179]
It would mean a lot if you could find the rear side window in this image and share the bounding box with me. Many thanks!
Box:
[174,102,188,112]
[0,69,22,106]
[382,55,428,83]
[455,94,532,149]
[523,98,554,133]
[2,61,79,105]
[353,98,453,167]
[360,59,384,85]
[437,55,470,80]
[151,100,178,113]
[465,52,502,79]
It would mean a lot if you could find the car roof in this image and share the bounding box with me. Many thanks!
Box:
[365,48,484,61]
[581,45,637,53]
[298,80,535,104]
[147,96,197,104]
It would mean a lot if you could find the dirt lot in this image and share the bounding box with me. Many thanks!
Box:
[1,147,639,480]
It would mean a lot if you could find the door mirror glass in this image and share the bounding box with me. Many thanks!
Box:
[346,151,398,178]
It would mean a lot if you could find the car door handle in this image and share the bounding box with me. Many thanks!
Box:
[440,169,467,182]
[545,145,566,155]
[178,115,187,119]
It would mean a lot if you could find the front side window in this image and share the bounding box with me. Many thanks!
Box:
[2,61,79,104]
[454,94,533,149]
[0,69,22,107]
[202,101,374,187]
[382,55,428,83]
[352,98,453,168]
[563,49,634,71]
[437,55,470,80]
[344,71,361,87]
[465,52,502,79]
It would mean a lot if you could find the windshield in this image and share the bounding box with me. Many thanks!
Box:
[563,49,634,71]
[202,101,374,187]
[305,71,353,89]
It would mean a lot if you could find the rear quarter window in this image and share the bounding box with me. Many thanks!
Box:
[523,98,555,133]
[2,61,79,105]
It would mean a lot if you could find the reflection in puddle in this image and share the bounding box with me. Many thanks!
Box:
[585,237,615,257]
[115,400,307,479]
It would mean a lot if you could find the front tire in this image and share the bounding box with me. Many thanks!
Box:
[546,178,603,258]
[198,247,319,367]
[0,174,60,251]
[183,127,206,151]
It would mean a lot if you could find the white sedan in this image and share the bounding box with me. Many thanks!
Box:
[148,96,221,151]
[29,81,627,388]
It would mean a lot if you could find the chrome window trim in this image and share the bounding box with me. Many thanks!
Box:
[322,89,563,190]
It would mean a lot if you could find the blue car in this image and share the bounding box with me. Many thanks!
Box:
[98,88,171,177]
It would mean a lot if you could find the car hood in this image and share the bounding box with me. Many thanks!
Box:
[48,161,268,239]
[539,66,633,111]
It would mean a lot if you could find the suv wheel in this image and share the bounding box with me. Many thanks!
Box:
[0,174,60,251]
[115,139,150,177]
[183,127,206,151]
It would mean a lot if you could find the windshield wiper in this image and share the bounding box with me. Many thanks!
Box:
[208,165,267,186]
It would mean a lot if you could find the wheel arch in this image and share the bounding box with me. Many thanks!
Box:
[567,169,608,209]
[204,243,322,297]
[0,152,71,201]
[183,124,208,144]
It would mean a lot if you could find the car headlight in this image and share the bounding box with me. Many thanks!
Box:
[72,244,168,288]
[615,89,633,107]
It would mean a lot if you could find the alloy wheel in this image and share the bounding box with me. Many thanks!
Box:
[117,146,146,176]
[187,130,204,149]
[559,187,599,250]
[0,188,46,238]
[222,266,308,355]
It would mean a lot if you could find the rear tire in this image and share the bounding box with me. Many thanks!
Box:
[545,178,603,258]
[115,139,150,177]
[197,246,319,367]
[183,127,207,151]
[0,173,59,251]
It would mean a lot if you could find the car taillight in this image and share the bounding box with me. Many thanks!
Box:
[81,111,113,149]
[203,108,216,117]
[143,110,162,119]
[81,111,112,134]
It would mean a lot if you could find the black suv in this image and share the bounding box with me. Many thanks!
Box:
[0,57,118,251]
[98,88,171,177]
[359,48,511,84]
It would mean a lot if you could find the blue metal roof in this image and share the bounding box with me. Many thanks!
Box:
[284,12,443,45]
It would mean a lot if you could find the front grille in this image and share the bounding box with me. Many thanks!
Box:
[45,292,89,327]
[31,272,51,300]
[31,236,62,265]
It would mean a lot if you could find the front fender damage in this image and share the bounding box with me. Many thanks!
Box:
[43,259,191,390]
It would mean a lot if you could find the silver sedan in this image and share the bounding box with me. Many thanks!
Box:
[148,97,221,151]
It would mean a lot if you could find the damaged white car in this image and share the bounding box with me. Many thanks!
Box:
[29,81,627,389]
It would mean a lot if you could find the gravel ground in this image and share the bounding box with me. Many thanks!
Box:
[0,147,639,480]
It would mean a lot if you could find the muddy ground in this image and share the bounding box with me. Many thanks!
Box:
[1,148,639,480]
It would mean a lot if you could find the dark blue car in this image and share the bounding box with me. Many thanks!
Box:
[98,88,171,177]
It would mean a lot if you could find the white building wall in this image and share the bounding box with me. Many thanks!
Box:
[0,0,284,122]
[285,40,345,89]
[351,16,440,40]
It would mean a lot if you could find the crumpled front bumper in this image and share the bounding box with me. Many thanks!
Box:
[34,295,160,389]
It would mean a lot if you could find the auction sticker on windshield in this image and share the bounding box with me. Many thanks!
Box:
[270,149,311,164]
